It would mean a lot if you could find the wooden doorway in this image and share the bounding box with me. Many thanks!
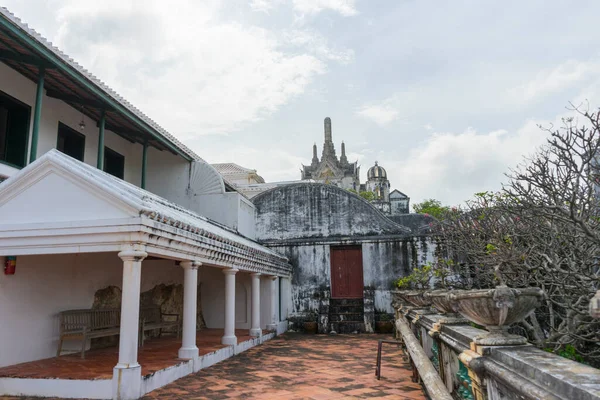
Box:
[330,246,364,299]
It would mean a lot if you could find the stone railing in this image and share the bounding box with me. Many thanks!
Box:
[393,292,600,400]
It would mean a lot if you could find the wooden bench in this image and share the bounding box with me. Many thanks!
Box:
[57,307,181,358]
[57,308,121,359]
[139,307,181,347]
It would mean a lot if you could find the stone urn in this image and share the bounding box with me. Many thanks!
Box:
[425,290,455,313]
[403,291,433,308]
[449,285,544,345]
[391,290,409,310]
[425,290,468,325]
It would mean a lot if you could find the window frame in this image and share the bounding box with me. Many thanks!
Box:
[103,146,125,179]
[0,89,31,169]
[56,121,86,162]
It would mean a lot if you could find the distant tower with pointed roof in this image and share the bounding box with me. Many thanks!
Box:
[300,117,410,215]
[301,117,360,190]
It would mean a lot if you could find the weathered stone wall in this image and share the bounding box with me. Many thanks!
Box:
[91,282,206,348]
[252,182,436,323]
[269,236,435,316]
[252,183,410,241]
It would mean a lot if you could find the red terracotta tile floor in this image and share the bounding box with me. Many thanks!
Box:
[0,329,253,380]
[2,333,425,400]
[145,333,425,400]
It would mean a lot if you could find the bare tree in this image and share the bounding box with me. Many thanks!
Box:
[433,106,600,365]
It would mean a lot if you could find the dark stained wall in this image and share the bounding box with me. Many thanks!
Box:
[252,183,435,319]
[252,183,410,241]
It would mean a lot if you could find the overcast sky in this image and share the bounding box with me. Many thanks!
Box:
[5,0,600,206]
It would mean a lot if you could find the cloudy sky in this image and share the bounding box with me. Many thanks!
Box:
[5,0,600,206]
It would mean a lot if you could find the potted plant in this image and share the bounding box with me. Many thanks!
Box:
[303,310,318,334]
[375,312,394,333]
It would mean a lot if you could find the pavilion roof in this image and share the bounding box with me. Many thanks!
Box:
[0,149,291,275]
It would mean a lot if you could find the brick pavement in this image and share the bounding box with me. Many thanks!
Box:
[1,333,425,400]
[144,333,425,400]
[0,329,252,380]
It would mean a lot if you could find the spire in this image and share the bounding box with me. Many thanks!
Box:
[321,117,337,160]
[340,141,348,164]
[324,117,332,143]
[311,142,319,166]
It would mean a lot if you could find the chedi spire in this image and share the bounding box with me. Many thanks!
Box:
[321,117,337,159]
[340,141,348,164]
[311,142,319,166]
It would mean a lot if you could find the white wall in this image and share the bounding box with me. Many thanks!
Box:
[0,253,182,368]
[194,193,240,231]
[0,62,145,186]
[260,276,272,329]
[279,277,292,321]
[199,266,251,330]
[238,196,256,239]
[0,63,259,241]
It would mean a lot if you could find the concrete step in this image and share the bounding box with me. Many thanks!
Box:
[330,321,366,334]
[330,298,364,307]
[329,313,363,322]
[329,305,364,314]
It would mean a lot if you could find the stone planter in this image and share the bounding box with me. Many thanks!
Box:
[425,290,468,325]
[391,290,407,309]
[303,321,318,334]
[403,291,433,308]
[375,320,394,333]
[425,290,455,314]
[449,285,544,345]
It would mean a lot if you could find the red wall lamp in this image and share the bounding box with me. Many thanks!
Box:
[4,256,16,275]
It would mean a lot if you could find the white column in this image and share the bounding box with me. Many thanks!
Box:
[179,261,200,360]
[250,272,262,337]
[113,249,146,400]
[267,275,279,331]
[222,268,238,345]
[280,277,289,321]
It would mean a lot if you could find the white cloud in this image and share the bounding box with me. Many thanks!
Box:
[356,103,400,126]
[250,0,283,13]
[206,146,309,183]
[292,0,358,16]
[383,121,550,207]
[249,0,357,16]
[510,60,600,102]
[12,0,345,137]
[284,29,354,64]
[424,123,433,130]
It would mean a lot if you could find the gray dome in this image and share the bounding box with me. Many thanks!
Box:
[367,161,387,179]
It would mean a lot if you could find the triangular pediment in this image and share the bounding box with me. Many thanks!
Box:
[0,151,139,226]
[390,189,408,199]
[314,158,342,179]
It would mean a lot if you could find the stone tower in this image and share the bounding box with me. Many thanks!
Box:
[301,118,360,190]
[365,161,391,214]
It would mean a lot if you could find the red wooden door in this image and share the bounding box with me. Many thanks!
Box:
[330,246,364,299]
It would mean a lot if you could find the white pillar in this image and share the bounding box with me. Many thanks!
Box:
[267,275,279,331]
[250,272,262,337]
[280,277,289,321]
[179,261,200,360]
[113,249,146,400]
[222,268,238,345]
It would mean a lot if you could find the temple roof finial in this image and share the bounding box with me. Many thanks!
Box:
[324,117,332,143]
